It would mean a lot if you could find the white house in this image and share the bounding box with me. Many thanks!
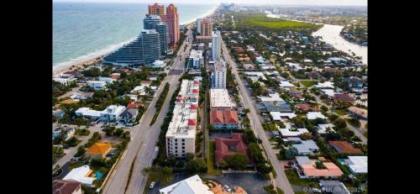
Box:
[270,112,296,121]
[307,112,326,120]
[53,77,77,86]
[287,62,303,71]
[278,123,309,137]
[100,105,126,122]
[63,165,96,186]
[315,81,334,89]
[341,156,368,174]
[75,107,102,119]
[98,77,114,84]
[159,175,212,194]
[279,81,295,89]
[317,124,335,134]
[87,81,107,90]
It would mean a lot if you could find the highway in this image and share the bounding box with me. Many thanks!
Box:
[221,40,295,194]
[101,27,193,194]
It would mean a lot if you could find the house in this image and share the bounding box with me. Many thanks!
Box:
[120,108,139,124]
[63,165,96,186]
[334,93,355,105]
[87,80,107,90]
[319,180,351,194]
[100,105,126,122]
[75,107,102,120]
[258,93,292,112]
[210,110,239,130]
[53,109,65,119]
[87,142,112,158]
[321,89,336,98]
[327,57,347,66]
[53,180,82,194]
[315,81,334,89]
[295,156,343,178]
[53,126,75,141]
[279,123,309,137]
[98,77,114,84]
[279,81,295,89]
[131,81,154,96]
[348,106,367,120]
[214,133,249,166]
[70,92,93,101]
[287,62,303,71]
[294,103,312,113]
[329,141,363,155]
[289,90,304,101]
[339,156,367,174]
[53,77,77,86]
[242,63,256,70]
[317,124,335,134]
[306,112,326,120]
[286,137,319,155]
[111,73,121,80]
[159,175,213,194]
[244,71,267,81]
[270,112,297,121]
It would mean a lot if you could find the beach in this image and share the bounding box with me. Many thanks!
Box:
[53,3,218,77]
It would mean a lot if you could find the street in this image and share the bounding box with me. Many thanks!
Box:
[101,27,193,194]
[221,40,295,194]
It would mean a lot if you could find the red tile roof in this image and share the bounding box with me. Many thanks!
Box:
[192,89,199,94]
[127,101,138,109]
[329,141,363,154]
[190,104,198,110]
[215,133,249,165]
[334,93,355,103]
[210,110,239,125]
[188,119,196,126]
[295,103,311,112]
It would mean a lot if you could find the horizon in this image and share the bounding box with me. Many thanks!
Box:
[53,0,367,7]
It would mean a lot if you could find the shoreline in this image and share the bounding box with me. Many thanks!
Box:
[265,11,367,65]
[53,4,219,77]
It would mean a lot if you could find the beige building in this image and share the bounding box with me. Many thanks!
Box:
[166,79,200,158]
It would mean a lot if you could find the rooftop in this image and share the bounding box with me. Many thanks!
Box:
[159,175,213,194]
[296,156,343,178]
[210,89,235,108]
[166,79,200,139]
[306,112,326,120]
[210,110,239,125]
[342,156,367,174]
[63,165,96,185]
[319,180,351,194]
[329,141,363,154]
[278,123,308,137]
[87,142,112,156]
[53,180,81,194]
[215,133,248,165]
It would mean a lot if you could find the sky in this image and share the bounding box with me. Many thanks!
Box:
[53,0,367,6]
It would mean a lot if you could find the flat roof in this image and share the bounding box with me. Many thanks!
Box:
[210,89,235,108]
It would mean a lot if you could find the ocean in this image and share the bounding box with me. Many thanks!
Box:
[53,3,217,67]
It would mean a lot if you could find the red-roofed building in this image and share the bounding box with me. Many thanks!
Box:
[215,133,249,166]
[210,110,239,130]
[190,104,198,110]
[295,103,312,113]
[329,141,363,155]
[334,93,355,106]
[192,89,199,94]
[188,119,196,126]
[127,101,138,109]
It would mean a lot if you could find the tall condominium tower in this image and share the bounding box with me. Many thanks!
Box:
[200,18,213,36]
[103,30,160,66]
[211,60,227,89]
[212,30,221,61]
[166,4,180,47]
[148,3,165,17]
[196,18,202,34]
[144,14,169,55]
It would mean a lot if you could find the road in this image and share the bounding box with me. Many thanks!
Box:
[101,27,193,194]
[53,124,103,169]
[221,41,295,194]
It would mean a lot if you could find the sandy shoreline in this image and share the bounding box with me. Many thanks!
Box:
[53,5,219,77]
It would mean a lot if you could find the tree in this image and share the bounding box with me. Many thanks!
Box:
[224,154,249,170]
[284,147,298,160]
[334,118,347,129]
[248,143,264,163]
[82,67,101,77]
[321,105,328,113]
[90,158,107,170]
[186,158,207,174]
[161,167,173,183]
[300,132,313,140]
[74,146,86,157]
[256,162,273,175]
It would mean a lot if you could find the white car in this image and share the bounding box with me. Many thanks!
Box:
[149,181,156,189]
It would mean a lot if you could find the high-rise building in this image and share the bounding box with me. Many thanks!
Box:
[148,3,165,17]
[211,60,226,89]
[143,14,161,30]
[156,22,169,55]
[144,15,169,55]
[103,30,160,66]
[212,30,221,61]
[196,18,202,34]
[166,79,200,158]
[188,49,203,69]
[200,18,213,36]
[166,4,180,47]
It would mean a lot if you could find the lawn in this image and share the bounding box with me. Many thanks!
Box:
[300,80,317,88]
[238,15,321,31]
[335,109,348,116]
[285,169,318,187]
[207,141,221,176]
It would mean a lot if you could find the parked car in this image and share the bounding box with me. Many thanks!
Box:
[149,181,156,189]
